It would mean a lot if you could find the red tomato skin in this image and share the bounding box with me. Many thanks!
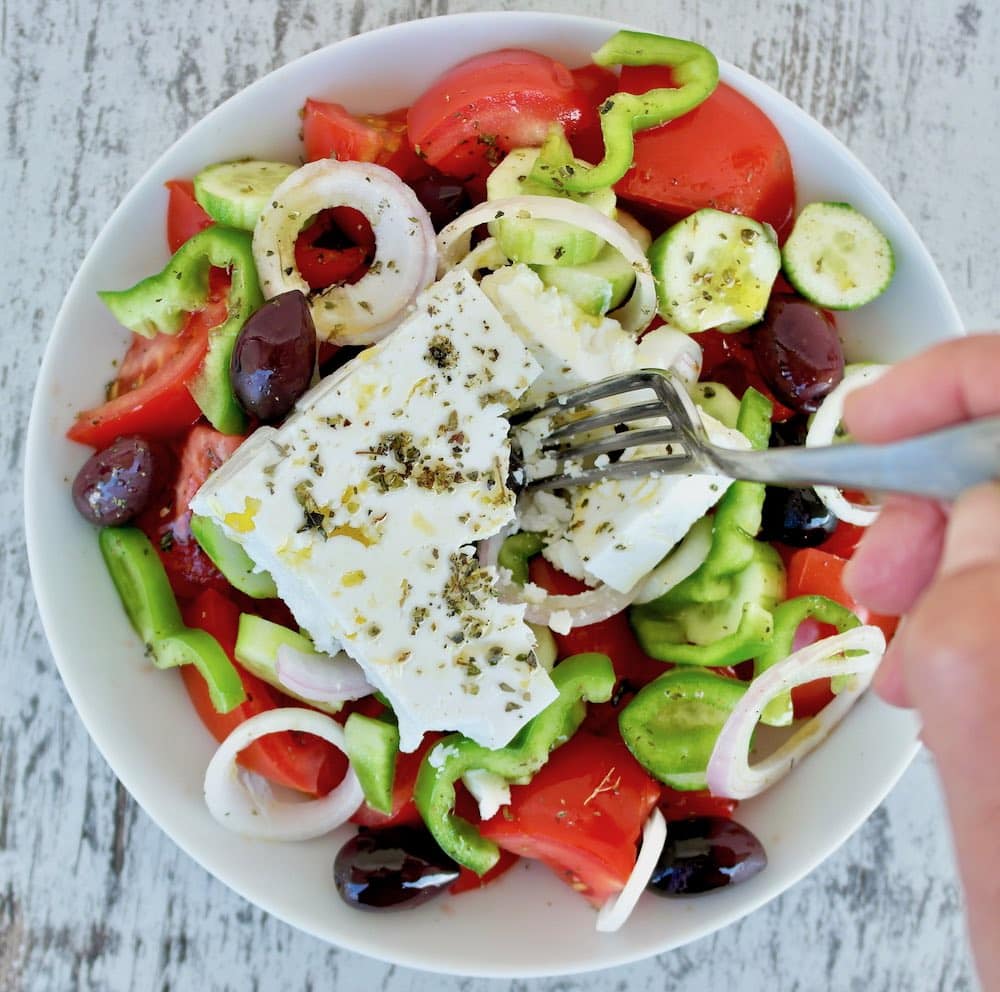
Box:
[294,207,373,290]
[349,732,443,829]
[659,786,738,822]
[180,589,348,796]
[479,732,660,906]
[567,64,619,165]
[406,50,585,180]
[450,849,520,895]
[165,179,214,253]
[785,548,899,718]
[615,71,796,241]
[527,556,667,713]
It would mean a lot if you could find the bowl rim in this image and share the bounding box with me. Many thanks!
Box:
[25,9,961,979]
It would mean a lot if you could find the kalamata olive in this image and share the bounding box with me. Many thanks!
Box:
[768,414,811,448]
[71,436,159,525]
[411,174,471,231]
[648,817,766,896]
[334,827,460,911]
[230,290,317,422]
[760,485,837,547]
[752,298,844,412]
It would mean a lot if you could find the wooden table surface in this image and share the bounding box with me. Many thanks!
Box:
[4,0,997,988]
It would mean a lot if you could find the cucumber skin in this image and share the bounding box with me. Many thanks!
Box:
[649,209,780,335]
[781,201,895,310]
[193,160,297,232]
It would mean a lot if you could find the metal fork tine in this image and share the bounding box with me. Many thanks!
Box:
[508,369,668,425]
[543,426,688,462]
[543,399,670,442]
[528,451,697,491]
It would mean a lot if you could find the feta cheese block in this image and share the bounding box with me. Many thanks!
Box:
[567,412,752,593]
[480,264,702,404]
[191,270,556,752]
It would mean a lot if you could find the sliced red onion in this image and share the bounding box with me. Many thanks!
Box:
[806,365,890,526]
[504,578,641,630]
[274,645,374,706]
[596,808,667,933]
[706,626,886,800]
[437,196,657,336]
[203,707,364,840]
[253,160,437,345]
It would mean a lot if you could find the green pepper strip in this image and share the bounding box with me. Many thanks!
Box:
[98,226,264,434]
[755,595,861,727]
[631,542,784,666]
[414,653,615,875]
[531,31,718,194]
[619,667,747,790]
[99,527,246,713]
[497,531,545,586]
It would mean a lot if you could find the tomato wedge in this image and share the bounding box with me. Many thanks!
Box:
[68,279,231,449]
[165,179,214,253]
[616,71,796,240]
[479,731,660,906]
[180,589,349,796]
[786,548,899,717]
[407,49,585,180]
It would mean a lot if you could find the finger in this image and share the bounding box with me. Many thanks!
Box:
[938,481,1000,578]
[886,564,1000,987]
[871,634,910,707]
[843,494,946,615]
[843,334,1000,444]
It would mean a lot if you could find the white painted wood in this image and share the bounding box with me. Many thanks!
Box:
[3,0,995,988]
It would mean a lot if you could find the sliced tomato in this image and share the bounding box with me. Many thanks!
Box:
[693,327,796,422]
[527,557,667,736]
[479,731,660,906]
[450,849,521,895]
[172,424,244,525]
[616,72,796,241]
[302,101,430,183]
[817,518,866,560]
[165,179,214,253]
[659,785,738,821]
[294,207,373,290]
[406,50,586,181]
[786,548,899,718]
[350,731,443,829]
[180,588,349,796]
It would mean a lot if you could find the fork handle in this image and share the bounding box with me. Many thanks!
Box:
[710,417,1000,502]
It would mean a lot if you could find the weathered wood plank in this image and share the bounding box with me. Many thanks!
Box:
[3,0,995,988]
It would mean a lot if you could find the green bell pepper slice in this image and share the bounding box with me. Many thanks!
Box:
[497,531,545,586]
[531,31,718,194]
[631,541,785,666]
[414,653,615,875]
[619,667,747,790]
[755,595,861,726]
[98,225,264,434]
[99,527,246,713]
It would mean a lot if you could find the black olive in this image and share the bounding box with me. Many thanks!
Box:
[230,290,317,422]
[334,827,460,911]
[760,485,837,547]
[71,436,160,525]
[648,817,766,896]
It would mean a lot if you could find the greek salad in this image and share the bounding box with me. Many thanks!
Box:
[68,30,899,928]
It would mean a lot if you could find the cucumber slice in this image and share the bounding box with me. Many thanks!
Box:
[344,712,399,814]
[234,613,342,714]
[533,211,652,315]
[649,208,781,334]
[782,202,894,309]
[190,515,277,599]
[486,148,616,266]
[193,160,297,231]
[691,381,741,430]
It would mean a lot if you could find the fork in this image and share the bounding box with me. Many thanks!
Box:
[512,369,1000,501]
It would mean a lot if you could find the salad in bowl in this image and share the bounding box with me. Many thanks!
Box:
[26,12,960,977]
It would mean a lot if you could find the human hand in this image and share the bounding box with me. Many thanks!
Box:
[843,335,1000,991]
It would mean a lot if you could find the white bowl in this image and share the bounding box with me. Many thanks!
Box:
[25,10,962,979]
